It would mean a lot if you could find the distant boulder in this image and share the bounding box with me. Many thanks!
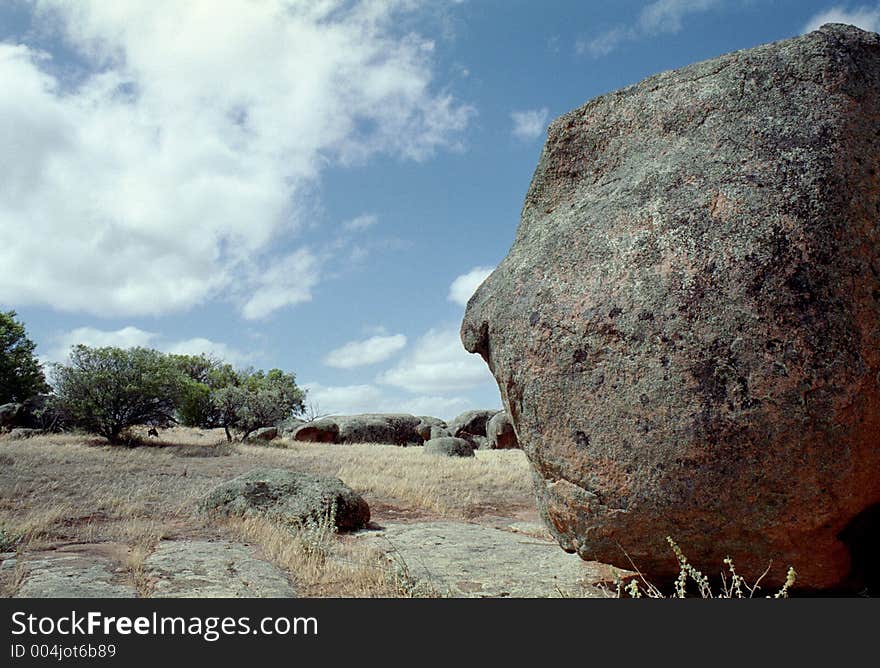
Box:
[293,419,340,443]
[201,468,370,532]
[429,425,451,440]
[448,409,501,438]
[293,414,423,446]
[248,426,278,442]
[0,403,21,430]
[458,432,490,451]
[415,416,447,441]
[424,437,475,458]
[336,414,423,446]
[276,416,306,436]
[487,412,519,450]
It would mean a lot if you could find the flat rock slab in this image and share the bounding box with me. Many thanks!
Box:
[16,550,136,598]
[144,540,295,598]
[363,521,625,597]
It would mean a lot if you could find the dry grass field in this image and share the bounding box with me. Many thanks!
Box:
[0,427,537,597]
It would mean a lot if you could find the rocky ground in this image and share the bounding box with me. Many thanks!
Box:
[0,429,627,598]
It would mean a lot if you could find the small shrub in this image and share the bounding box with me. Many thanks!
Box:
[615,537,797,599]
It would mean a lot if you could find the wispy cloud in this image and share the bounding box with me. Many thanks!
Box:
[323,334,408,369]
[510,108,549,141]
[342,214,379,233]
[578,0,723,57]
[803,4,880,33]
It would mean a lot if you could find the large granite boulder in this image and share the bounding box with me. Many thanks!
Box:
[202,468,370,532]
[487,411,519,450]
[462,24,880,591]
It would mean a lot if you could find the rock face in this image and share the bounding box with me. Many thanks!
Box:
[424,437,475,458]
[202,468,370,532]
[487,411,519,449]
[461,24,880,591]
[448,409,500,438]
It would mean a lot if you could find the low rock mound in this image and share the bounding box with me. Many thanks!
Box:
[424,437,475,458]
[361,521,623,597]
[201,468,370,532]
[145,540,296,597]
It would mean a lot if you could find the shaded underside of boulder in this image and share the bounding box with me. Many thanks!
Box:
[424,437,475,457]
[201,468,370,532]
[461,24,880,591]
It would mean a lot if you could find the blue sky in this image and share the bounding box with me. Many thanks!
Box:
[1,0,877,420]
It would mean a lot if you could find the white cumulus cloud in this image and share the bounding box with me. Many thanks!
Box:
[300,383,388,416]
[323,334,408,369]
[511,108,549,141]
[803,5,880,33]
[377,326,494,394]
[448,266,494,306]
[0,1,473,319]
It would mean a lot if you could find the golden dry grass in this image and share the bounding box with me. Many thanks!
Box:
[0,428,535,597]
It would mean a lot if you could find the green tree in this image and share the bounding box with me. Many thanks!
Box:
[171,355,304,442]
[226,368,306,441]
[0,310,50,404]
[53,345,187,443]
[171,353,239,439]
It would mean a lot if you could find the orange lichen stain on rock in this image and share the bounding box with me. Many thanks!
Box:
[708,190,739,220]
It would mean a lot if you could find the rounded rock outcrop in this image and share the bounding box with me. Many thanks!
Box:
[461,24,880,591]
[201,468,370,532]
